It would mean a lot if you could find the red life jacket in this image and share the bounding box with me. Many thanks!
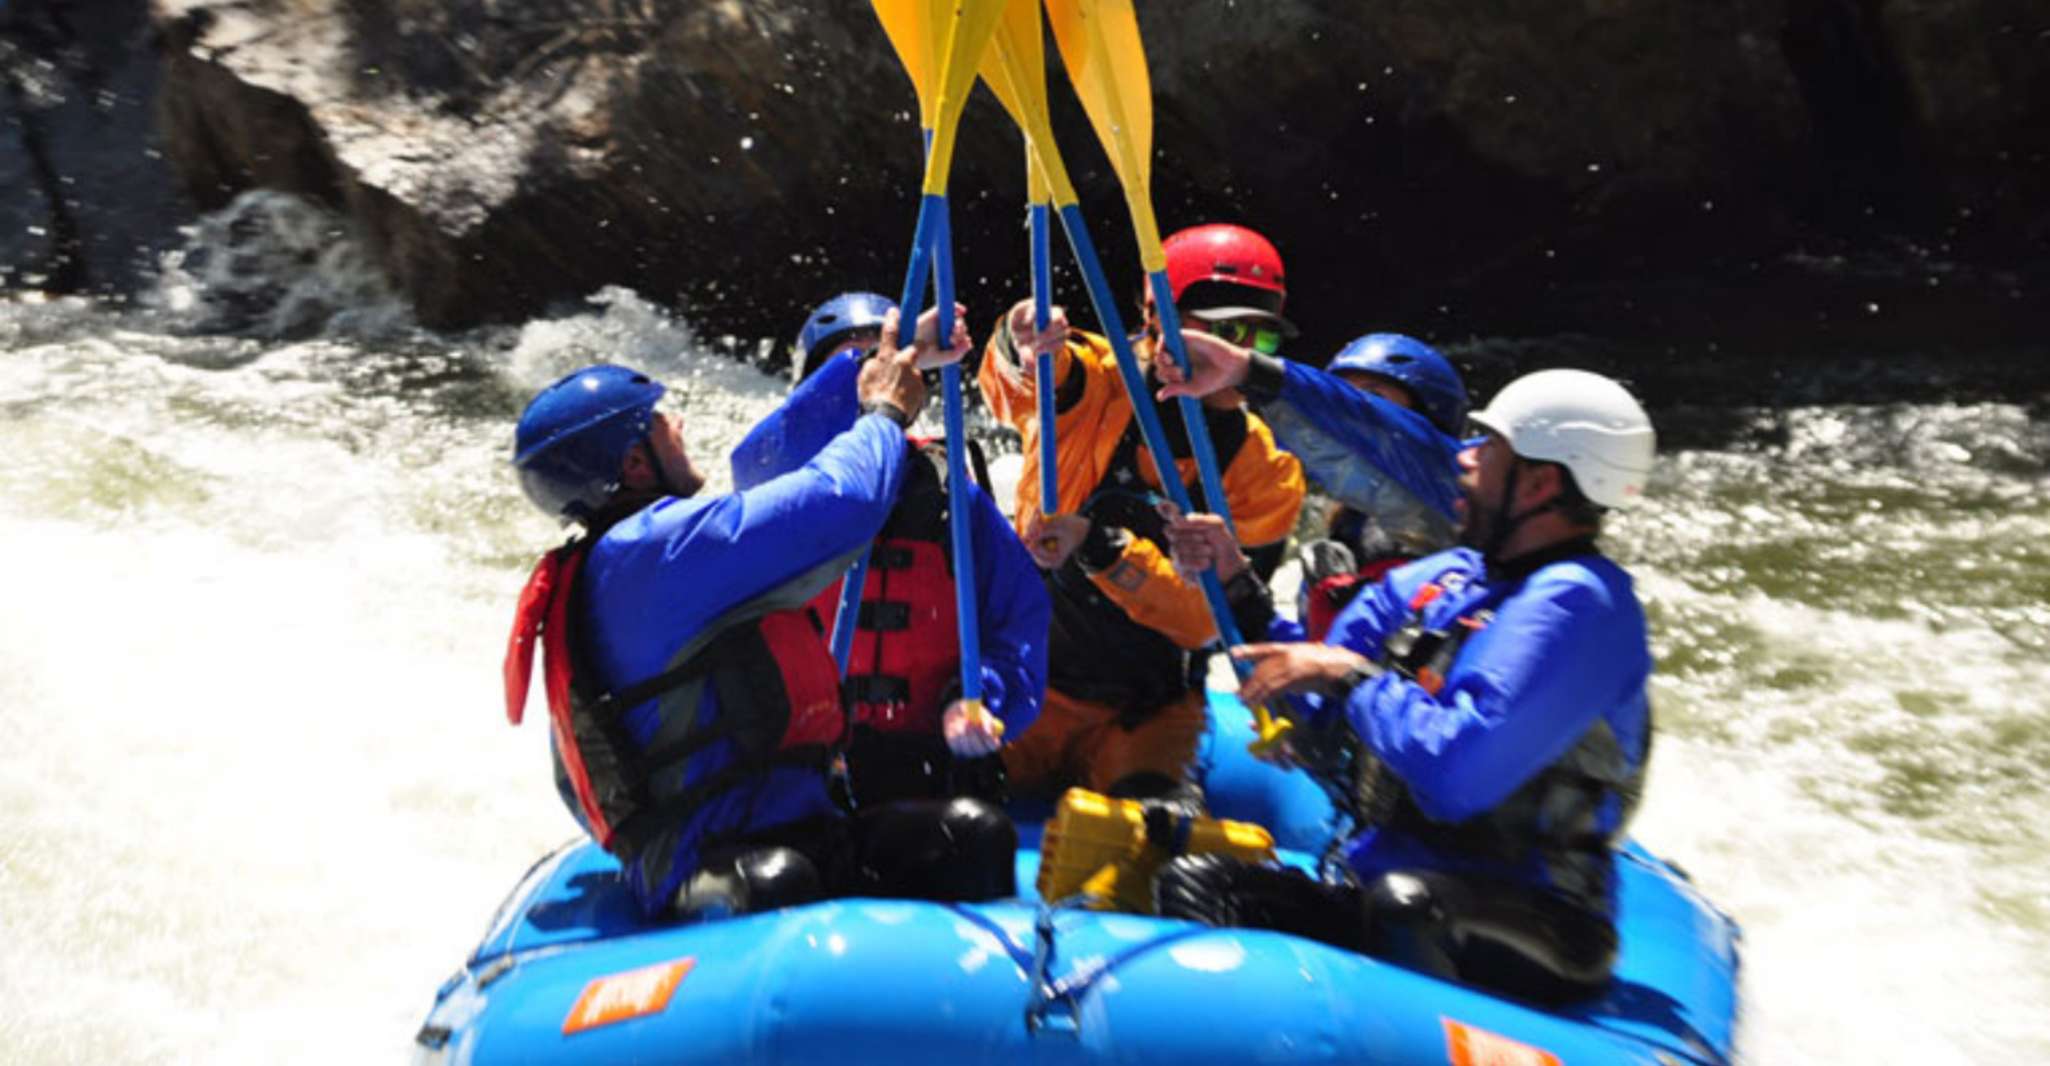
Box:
[504,537,848,857]
[808,441,960,735]
[1303,555,1413,642]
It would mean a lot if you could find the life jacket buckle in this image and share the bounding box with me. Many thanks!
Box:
[871,545,916,570]
[857,600,913,632]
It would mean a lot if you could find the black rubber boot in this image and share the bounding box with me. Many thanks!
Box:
[1369,869,1618,1005]
[1106,771,1206,816]
[671,846,823,922]
[849,797,1018,902]
[1155,854,1376,953]
[1362,870,1461,982]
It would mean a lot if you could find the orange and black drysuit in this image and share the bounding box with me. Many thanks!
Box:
[979,321,1305,798]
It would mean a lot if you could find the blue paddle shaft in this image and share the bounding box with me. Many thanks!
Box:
[833,193,940,674]
[1146,271,1238,541]
[868,192,982,700]
[929,200,980,699]
[942,362,984,699]
[1030,203,1058,514]
[1052,205,1252,657]
[830,551,871,672]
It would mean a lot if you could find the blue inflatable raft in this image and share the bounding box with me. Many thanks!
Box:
[416,691,1740,1065]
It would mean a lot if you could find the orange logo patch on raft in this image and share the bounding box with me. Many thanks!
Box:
[1442,1017,1561,1066]
[562,957,696,1035]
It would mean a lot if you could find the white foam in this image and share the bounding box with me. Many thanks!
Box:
[4,299,2048,1064]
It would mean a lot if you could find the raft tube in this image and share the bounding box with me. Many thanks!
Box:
[416,690,1739,1065]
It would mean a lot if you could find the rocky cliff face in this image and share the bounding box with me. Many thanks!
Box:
[2,0,189,295]
[6,0,2045,359]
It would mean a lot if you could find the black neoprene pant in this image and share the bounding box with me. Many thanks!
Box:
[680,797,1017,918]
[1156,855,1618,1006]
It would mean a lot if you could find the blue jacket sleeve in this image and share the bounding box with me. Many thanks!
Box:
[731,352,864,490]
[966,476,1049,735]
[1339,568,1645,822]
[1265,614,1307,643]
[1260,361,1463,529]
[588,413,912,715]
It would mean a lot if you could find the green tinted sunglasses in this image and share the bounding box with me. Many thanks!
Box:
[1208,318,1284,356]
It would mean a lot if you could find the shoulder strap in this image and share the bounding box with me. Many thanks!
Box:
[620,540,865,726]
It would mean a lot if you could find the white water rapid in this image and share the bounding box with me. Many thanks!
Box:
[2,194,2045,1063]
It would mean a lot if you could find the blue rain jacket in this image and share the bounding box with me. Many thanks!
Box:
[1319,547,1652,896]
[731,352,1050,740]
[1258,361,1463,556]
[578,410,911,913]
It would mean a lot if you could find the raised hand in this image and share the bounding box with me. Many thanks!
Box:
[859,304,974,419]
[942,700,1005,757]
[857,308,928,419]
[1158,501,1248,581]
[1021,510,1091,570]
[1005,298,1070,364]
[913,302,974,370]
[1155,328,1253,400]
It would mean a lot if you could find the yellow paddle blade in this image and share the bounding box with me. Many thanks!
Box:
[977,0,1072,206]
[872,0,945,130]
[1044,0,1163,268]
[921,0,1009,194]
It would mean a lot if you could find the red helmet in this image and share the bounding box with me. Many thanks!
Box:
[1161,224,1295,335]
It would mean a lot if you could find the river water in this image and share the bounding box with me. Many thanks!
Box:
[2,193,2045,1063]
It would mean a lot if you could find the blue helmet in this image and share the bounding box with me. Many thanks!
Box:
[512,364,665,524]
[794,291,895,382]
[1327,333,1468,435]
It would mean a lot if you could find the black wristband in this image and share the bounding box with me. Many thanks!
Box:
[1330,662,1381,699]
[1076,523,1130,573]
[1241,351,1288,402]
[1223,566,1268,607]
[860,400,913,428]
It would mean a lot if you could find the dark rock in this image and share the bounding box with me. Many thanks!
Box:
[15,0,2050,376]
[1,0,191,296]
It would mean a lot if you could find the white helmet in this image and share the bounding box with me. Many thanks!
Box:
[1468,369,1655,510]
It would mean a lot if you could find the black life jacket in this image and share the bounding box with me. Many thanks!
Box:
[504,537,852,860]
[1356,543,1651,914]
[1043,397,1253,710]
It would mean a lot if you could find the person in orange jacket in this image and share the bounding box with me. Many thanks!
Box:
[977,223,1307,805]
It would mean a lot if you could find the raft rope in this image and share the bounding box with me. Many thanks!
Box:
[947,893,1233,1036]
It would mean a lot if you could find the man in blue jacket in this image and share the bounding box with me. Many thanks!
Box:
[729,292,1050,809]
[1155,368,1658,1005]
[1157,328,1469,640]
[501,307,1016,921]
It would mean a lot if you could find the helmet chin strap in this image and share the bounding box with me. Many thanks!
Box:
[1476,458,1560,564]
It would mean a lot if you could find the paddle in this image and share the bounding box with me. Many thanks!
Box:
[976,0,1063,519]
[856,0,1009,740]
[1041,0,1293,753]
